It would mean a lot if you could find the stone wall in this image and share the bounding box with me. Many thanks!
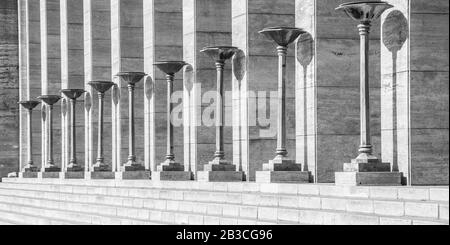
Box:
[0,0,19,177]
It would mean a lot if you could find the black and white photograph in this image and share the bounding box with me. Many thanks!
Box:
[0,0,448,232]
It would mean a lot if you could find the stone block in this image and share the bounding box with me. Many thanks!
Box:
[373,200,405,217]
[277,208,300,223]
[60,172,84,179]
[151,171,192,181]
[430,188,449,202]
[38,172,60,179]
[116,171,151,181]
[398,188,429,201]
[257,207,277,221]
[197,171,244,182]
[439,204,449,221]
[346,199,374,214]
[321,198,347,211]
[298,196,321,209]
[19,172,38,178]
[335,172,403,186]
[405,202,439,219]
[84,172,115,180]
[255,171,311,183]
[379,217,412,225]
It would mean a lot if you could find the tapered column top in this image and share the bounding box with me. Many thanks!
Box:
[116,72,147,85]
[201,46,238,62]
[88,81,115,94]
[154,61,187,75]
[336,1,394,23]
[18,100,41,110]
[37,95,62,106]
[259,27,306,47]
[61,89,86,100]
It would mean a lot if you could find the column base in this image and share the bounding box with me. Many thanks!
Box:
[343,157,391,172]
[38,172,60,179]
[335,172,403,186]
[115,171,151,180]
[19,172,38,178]
[256,171,311,183]
[23,165,38,173]
[262,157,302,171]
[92,164,110,172]
[197,171,245,182]
[157,160,185,172]
[85,172,116,180]
[60,172,85,179]
[121,164,146,172]
[42,166,61,173]
[203,158,236,171]
[152,171,193,181]
[66,165,84,172]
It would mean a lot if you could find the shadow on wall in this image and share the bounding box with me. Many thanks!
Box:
[295,32,314,179]
[382,10,409,177]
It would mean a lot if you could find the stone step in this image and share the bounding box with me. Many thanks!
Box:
[0,208,89,225]
[0,217,20,225]
[0,200,170,225]
[0,190,447,225]
[0,184,447,222]
[2,178,448,203]
[0,194,287,225]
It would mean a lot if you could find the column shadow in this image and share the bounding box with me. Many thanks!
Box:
[296,32,314,177]
[382,10,408,176]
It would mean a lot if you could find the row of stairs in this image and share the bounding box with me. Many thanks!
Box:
[0,178,448,225]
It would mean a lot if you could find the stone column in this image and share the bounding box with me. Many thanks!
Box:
[183,0,232,179]
[83,0,112,174]
[143,0,183,173]
[381,0,449,185]
[295,0,384,183]
[40,0,61,172]
[111,0,145,178]
[18,0,28,173]
[24,0,44,170]
[60,0,84,174]
[231,0,297,181]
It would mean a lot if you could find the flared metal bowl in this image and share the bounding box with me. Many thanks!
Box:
[259,27,306,47]
[18,100,41,110]
[200,46,239,62]
[61,89,86,100]
[154,61,187,75]
[336,1,394,23]
[116,72,147,85]
[37,95,62,106]
[88,81,115,94]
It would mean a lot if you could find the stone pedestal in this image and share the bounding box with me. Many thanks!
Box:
[19,172,38,179]
[197,171,244,183]
[85,172,115,180]
[256,171,310,184]
[335,172,403,186]
[38,172,60,179]
[152,171,192,181]
[115,171,150,180]
[256,158,311,183]
[60,172,85,179]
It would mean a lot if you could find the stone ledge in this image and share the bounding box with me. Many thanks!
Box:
[115,171,151,180]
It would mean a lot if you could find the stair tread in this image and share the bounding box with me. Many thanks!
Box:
[0,193,447,225]
[0,184,447,205]
[0,208,91,225]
